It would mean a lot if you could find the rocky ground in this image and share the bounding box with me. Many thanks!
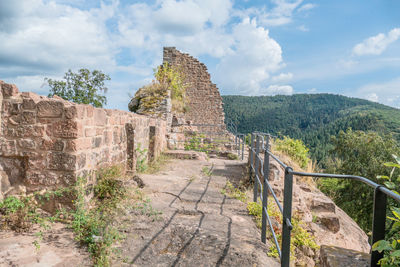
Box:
[0,154,279,267]
[115,155,279,266]
[0,223,90,266]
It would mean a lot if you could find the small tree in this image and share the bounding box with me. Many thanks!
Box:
[320,129,400,232]
[46,69,110,107]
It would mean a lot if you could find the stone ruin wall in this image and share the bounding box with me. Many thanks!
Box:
[0,80,167,200]
[163,47,226,134]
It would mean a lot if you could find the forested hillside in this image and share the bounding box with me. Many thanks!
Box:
[222,94,400,165]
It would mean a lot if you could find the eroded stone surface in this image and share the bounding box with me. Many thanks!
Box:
[117,157,279,267]
[319,245,370,267]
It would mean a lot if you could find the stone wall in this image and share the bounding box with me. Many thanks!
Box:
[0,81,167,199]
[163,47,226,132]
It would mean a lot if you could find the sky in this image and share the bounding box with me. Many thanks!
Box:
[0,0,399,110]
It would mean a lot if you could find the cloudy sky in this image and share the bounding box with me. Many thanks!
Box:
[1,0,399,110]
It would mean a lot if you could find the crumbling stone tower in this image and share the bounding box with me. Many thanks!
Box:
[163,47,226,133]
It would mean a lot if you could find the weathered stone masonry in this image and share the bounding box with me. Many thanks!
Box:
[163,47,226,132]
[0,81,166,199]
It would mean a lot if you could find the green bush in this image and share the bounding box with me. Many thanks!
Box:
[319,129,400,232]
[247,200,318,260]
[131,62,188,114]
[372,155,400,266]
[274,136,310,168]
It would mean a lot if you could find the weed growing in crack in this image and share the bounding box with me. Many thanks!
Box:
[70,167,127,267]
[135,143,148,173]
[201,165,213,176]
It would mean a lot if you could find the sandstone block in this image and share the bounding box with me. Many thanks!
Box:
[18,139,36,149]
[64,105,85,119]
[50,120,78,138]
[77,153,86,169]
[37,100,64,118]
[25,170,60,186]
[9,111,36,125]
[65,138,92,151]
[319,213,340,233]
[22,98,36,110]
[319,245,369,267]
[1,83,19,97]
[47,152,76,171]
[311,198,336,213]
[86,105,94,117]
[94,109,107,126]
[0,139,16,156]
[92,136,102,148]
[85,127,96,137]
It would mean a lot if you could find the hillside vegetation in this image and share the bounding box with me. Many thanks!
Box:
[222,94,400,165]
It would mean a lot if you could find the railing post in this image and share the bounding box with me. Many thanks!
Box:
[281,167,293,267]
[371,187,387,267]
[253,135,260,202]
[241,134,244,161]
[249,133,255,192]
[235,134,238,151]
[261,135,270,243]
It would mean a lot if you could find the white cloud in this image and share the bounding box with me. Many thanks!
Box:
[256,0,314,27]
[297,25,309,32]
[366,93,379,102]
[355,77,400,108]
[214,18,286,95]
[263,84,293,95]
[0,0,117,77]
[271,72,293,83]
[308,88,317,93]
[297,3,316,12]
[0,0,294,109]
[352,28,400,56]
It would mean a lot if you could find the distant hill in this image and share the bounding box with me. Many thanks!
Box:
[222,94,400,165]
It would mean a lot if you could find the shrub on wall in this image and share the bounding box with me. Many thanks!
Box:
[130,62,188,115]
[274,136,310,168]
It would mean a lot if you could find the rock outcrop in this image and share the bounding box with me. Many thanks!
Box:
[266,157,370,264]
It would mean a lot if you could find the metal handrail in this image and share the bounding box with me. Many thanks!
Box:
[248,132,400,267]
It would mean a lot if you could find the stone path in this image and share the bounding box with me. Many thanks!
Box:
[0,223,90,267]
[117,156,279,267]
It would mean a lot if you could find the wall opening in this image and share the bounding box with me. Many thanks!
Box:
[0,156,27,199]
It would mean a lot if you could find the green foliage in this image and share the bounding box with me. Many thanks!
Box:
[71,167,126,267]
[247,200,318,260]
[201,165,213,177]
[222,94,400,166]
[46,69,110,107]
[372,155,400,266]
[94,166,126,202]
[155,62,188,112]
[135,143,148,173]
[274,136,310,168]
[227,153,239,160]
[184,132,216,152]
[221,181,247,202]
[0,196,25,214]
[318,130,400,232]
[131,62,188,114]
[144,153,171,174]
[0,195,38,231]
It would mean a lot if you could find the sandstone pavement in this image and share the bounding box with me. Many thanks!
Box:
[115,156,279,267]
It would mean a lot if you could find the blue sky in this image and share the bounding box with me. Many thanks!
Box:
[1,0,399,110]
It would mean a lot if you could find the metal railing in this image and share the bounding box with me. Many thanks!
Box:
[172,121,246,160]
[248,132,400,267]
